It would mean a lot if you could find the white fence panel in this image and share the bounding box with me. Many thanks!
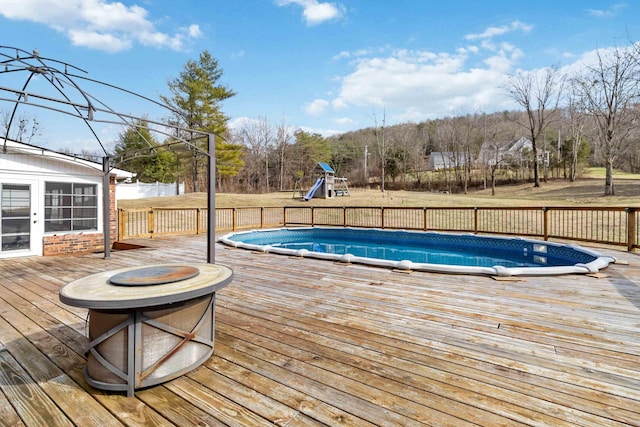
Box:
[116,181,184,200]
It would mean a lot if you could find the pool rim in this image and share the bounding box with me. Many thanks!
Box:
[219,226,616,277]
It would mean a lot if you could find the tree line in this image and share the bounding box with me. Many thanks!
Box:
[113,43,640,196]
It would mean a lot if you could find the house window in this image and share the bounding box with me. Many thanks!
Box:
[45,182,98,232]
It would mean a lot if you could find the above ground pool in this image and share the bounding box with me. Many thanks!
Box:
[220,227,616,276]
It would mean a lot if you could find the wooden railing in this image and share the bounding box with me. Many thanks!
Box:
[118,206,640,251]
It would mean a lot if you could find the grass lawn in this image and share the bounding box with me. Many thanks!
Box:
[118,169,640,210]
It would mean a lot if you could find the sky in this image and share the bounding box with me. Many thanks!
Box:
[0,0,639,154]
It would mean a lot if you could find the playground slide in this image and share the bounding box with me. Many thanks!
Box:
[304,178,324,201]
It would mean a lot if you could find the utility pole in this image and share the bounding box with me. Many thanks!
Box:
[363,144,368,185]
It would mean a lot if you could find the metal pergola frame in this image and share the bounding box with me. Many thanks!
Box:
[0,46,218,263]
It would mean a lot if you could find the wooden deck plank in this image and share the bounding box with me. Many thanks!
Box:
[135,386,228,427]
[0,353,26,427]
[0,288,176,426]
[187,365,327,426]
[214,331,437,427]
[0,317,124,427]
[0,234,639,426]
[217,276,637,426]
[164,376,282,426]
[205,352,378,427]
[0,350,74,427]
[221,275,640,398]
[216,311,548,426]
[217,298,638,426]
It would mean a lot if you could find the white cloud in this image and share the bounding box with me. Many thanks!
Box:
[276,0,345,25]
[331,97,348,109]
[320,19,550,124]
[186,24,202,38]
[68,29,132,52]
[587,4,625,17]
[305,98,330,115]
[465,20,533,40]
[297,125,342,137]
[0,0,201,52]
[330,45,517,122]
[228,116,262,132]
[232,50,246,60]
[334,117,353,124]
[332,50,351,61]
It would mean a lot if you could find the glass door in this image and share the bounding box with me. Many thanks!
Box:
[1,184,31,252]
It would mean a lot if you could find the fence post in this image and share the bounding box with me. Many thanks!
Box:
[311,207,315,226]
[148,208,155,239]
[473,207,478,234]
[381,207,385,229]
[423,207,428,231]
[260,207,264,229]
[117,208,125,241]
[232,208,237,231]
[543,207,549,241]
[627,208,637,251]
[196,208,202,234]
[343,207,347,227]
[283,207,288,226]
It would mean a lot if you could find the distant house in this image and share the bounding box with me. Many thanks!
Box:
[478,137,549,167]
[428,152,467,171]
[0,139,133,258]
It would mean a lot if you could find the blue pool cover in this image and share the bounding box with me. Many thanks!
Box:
[220,227,616,276]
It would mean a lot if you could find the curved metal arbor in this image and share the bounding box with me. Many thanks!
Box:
[0,46,218,262]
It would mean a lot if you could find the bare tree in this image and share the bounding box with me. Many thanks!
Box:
[389,122,416,188]
[505,66,564,187]
[372,109,388,192]
[274,118,292,191]
[563,86,588,182]
[233,117,273,192]
[452,112,482,194]
[2,111,40,143]
[477,114,512,195]
[573,46,640,195]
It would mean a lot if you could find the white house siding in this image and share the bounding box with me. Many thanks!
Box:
[428,152,467,171]
[0,140,132,258]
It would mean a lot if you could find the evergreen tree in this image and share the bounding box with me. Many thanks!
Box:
[292,130,331,175]
[161,50,242,192]
[114,119,176,183]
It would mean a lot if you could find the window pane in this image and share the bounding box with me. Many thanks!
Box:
[73,219,98,230]
[74,183,96,196]
[73,207,97,218]
[2,185,30,217]
[45,194,72,206]
[46,182,72,193]
[44,182,97,232]
[45,207,71,220]
[1,184,30,252]
[2,218,30,233]
[45,219,72,232]
[73,195,97,206]
[2,234,30,251]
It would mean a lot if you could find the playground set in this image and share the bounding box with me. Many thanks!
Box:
[293,162,350,200]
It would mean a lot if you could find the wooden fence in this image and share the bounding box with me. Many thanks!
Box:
[118,206,640,251]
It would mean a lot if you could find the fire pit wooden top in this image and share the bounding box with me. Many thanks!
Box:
[59,263,233,310]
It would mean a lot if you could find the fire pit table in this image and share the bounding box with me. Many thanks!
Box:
[59,263,233,397]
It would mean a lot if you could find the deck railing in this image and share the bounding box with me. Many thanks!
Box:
[117,206,640,251]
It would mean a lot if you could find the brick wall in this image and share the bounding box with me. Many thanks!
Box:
[43,175,117,256]
[43,232,105,256]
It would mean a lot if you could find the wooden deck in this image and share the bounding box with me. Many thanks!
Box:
[1,234,639,426]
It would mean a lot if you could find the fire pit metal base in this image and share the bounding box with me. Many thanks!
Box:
[59,263,233,397]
